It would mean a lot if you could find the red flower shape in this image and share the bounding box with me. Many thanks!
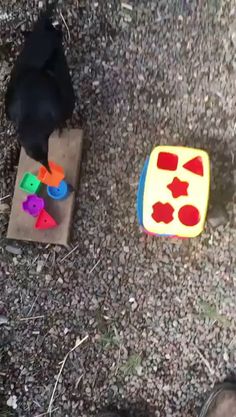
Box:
[167,177,189,198]
[152,202,174,224]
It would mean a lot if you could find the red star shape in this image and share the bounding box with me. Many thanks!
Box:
[152,202,174,224]
[167,177,189,198]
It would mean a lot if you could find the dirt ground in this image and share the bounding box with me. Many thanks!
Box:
[0,1,235,416]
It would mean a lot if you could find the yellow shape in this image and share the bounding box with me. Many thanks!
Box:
[143,146,210,238]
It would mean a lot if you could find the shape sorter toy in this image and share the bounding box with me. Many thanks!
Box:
[137,146,210,238]
[20,161,69,230]
[7,129,83,246]
[38,161,65,187]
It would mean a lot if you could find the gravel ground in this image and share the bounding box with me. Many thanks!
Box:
[0,1,236,416]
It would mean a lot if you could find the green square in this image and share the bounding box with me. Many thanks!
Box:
[19,172,41,194]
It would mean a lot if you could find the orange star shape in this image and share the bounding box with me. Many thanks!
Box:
[167,177,189,198]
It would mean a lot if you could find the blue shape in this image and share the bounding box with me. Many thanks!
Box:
[47,180,69,201]
[137,157,149,227]
[157,234,174,237]
[142,228,174,237]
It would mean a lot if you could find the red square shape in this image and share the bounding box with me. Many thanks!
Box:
[157,152,178,171]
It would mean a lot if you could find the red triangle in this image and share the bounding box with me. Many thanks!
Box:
[35,209,57,230]
[183,156,204,176]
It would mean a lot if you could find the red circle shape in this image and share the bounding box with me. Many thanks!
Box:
[178,205,200,226]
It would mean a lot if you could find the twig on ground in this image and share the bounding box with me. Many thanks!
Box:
[60,11,71,43]
[34,408,59,417]
[75,374,83,389]
[121,2,133,11]
[19,315,45,321]
[89,259,101,274]
[27,294,39,316]
[47,335,89,415]
[31,255,40,265]
[115,345,121,376]
[195,346,214,375]
[229,335,236,349]
[15,19,27,30]
[0,194,11,202]
[60,244,79,262]
[32,400,42,409]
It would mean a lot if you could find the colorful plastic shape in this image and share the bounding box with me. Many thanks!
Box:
[157,152,178,171]
[38,161,65,187]
[47,180,69,201]
[183,156,204,176]
[22,195,45,217]
[152,202,174,224]
[35,209,57,230]
[137,157,149,228]
[178,205,200,226]
[167,177,189,198]
[19,172,41,194]
[137,146,210,238]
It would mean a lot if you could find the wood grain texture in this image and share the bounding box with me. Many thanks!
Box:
[7,129,83,246]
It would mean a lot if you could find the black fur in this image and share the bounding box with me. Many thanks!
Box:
[5,0,75,169]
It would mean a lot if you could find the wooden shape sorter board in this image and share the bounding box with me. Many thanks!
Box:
[7,129,83,246]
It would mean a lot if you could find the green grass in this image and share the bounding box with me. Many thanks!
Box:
[100,326,121,350]
[199,300,231,327]
[120,353,142,376]
[207,0,222,12]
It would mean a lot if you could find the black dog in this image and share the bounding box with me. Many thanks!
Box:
[5,1,75,171]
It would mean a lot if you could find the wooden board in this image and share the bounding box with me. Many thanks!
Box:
[7,129,83,246]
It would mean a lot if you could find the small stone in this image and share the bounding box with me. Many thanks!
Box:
[0,315,8,325]
[111,385,118,394]
[36,260,44,273]
[136,365,143,376]
[208,205,228,228]
[5,245,22,256]
[57,277,63,284]
[127,123,133,132]
[131,300,138,311]
[161,255,169,264]
[119,252,126,264]
[7,395,17,410]
[231,31,236,48]
[12,257,18,265]
[54,246,62,253]
[45,274,52,283]
[0,203,10,213]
